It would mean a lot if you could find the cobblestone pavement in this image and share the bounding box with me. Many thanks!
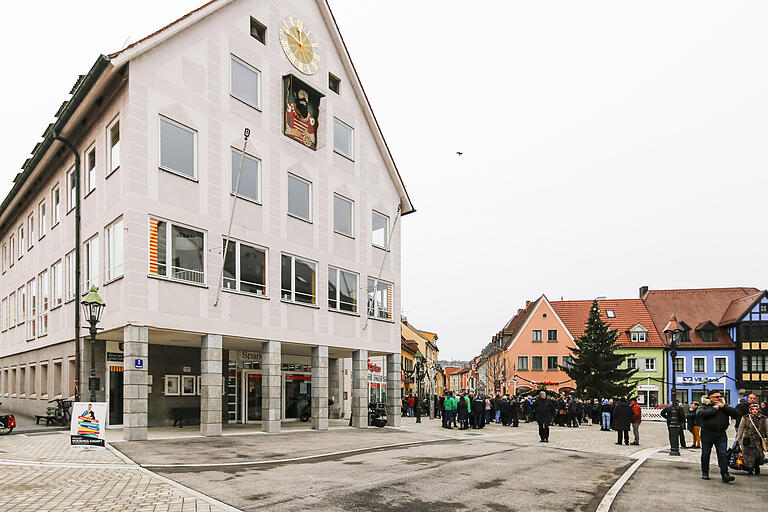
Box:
[0,432,237,512]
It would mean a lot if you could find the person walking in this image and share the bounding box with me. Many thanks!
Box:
[735,403,767,476]
[686,402,701,449]
[661,400,687,451]
[484,395,492,425]
[629,397,642,445]
[494,394,502,423]
[600,399,612,431]
[697,390,739,482]
[534,391,555,442]
[499,395,510,426]
[735,394,758,430]
[407,394,415,417]
[401,395,408,417]
[612,397,633,445]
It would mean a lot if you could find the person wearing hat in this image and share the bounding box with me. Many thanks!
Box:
[735,402,768,475]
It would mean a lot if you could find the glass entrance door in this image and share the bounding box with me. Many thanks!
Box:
[244,372,262,422]
[284,374,311,419]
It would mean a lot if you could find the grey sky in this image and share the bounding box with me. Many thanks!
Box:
[1,1,767,360]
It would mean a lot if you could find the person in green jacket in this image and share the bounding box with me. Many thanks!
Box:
[442,391,457,429]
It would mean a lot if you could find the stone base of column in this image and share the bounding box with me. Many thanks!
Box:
[312,346,329,431]
[200,334,223,437]
[123,325,148,441]
[386,354,402,428]
[262,341,281,433]
[351,350,368,428]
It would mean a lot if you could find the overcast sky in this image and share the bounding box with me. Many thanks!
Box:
[2,1,767,361]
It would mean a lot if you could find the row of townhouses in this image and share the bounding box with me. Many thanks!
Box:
[0,0,414,439]
[474,286,768,407]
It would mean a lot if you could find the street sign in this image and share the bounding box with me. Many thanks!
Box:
[134,358,145,370]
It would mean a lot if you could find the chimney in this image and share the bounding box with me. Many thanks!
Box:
[525,300,531,308]
[517,308,523,315]
[639,286,649,299]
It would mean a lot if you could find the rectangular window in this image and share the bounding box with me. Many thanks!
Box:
[329,73,341,94]
[693,357,705,373]
[231,148,260,202]
[40,362,48,398]
[38,270,48,336]
[532,329,542,342]
[52,260,62,307]
[28,214,34,249]
[1,243,5,273]
[148,218,205,285]
[517,356,529,371]
[231,55,261,109]
[52,187,61,225]
[1,298,6,331]
[9,292,15,327]
[29,365,35,397]
[222,238,266,296]
[328,266,358,313]
[9,236,14,267]
[85,145,96,194]
[18,225,24,258]
[333,118,354,159]
[547,329,558,342]
[674,356,685,373]
[547,356,558,371]
[105,218,124,282]
[39,201,47,239]
[26,278,36,340]
[67,167,76,212]
[84,236,99,290]
[18,286,24,325]
[714,357,727,373]
[287,173,311,221]
[761,303,768,314]
[281,253,317,305]
[626,358,637,370]
[644,358,656,371]
[159,117,196,179]
[562,356,572,369]
[53,361,62,397]
[108,118,120,175]
[531,356,542,371]
[333,194,353,237]
[250,17,266,44]
[367,277,393,320]
[372,210,388,249]
[65,251,75,301]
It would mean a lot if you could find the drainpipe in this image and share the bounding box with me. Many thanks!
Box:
[53,133,81,402]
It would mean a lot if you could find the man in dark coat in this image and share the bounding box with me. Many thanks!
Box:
[534,391,555,442]
[499,395,511,426]
[612,397,633,445]
[510,395,521,427]
[697,391,739,482]
[569,399,582,428]
[734,394,757,430]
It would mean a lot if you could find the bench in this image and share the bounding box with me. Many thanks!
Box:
[35,415,57,426]
[170,407,200,427]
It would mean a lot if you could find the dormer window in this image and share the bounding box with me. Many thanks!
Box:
[606,310,615,318]
[629,324,648,342]
[696,320,718,342]
[630,332,646,342]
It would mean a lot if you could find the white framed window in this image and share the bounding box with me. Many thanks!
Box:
[333,194,354,237]
[38,270,48,336]
[27,213,34,249]
[231,148,260,203]
[693,356,706,373]
[51,260,62,308]
[105,218,124,282]
[674,356,685,373]
[281,253,317,305]
[328,266,358,313]
[606,309,615,318]
[630,331,647,342]
[626,357,637,370]
[39,201,46,239]
[547,329,558,342]
[367,277,393,320]
[67,167,76,212]
[107,118,120,175]
[9,292,15,327]
[148,217,206,285]
[64,251,75,302]
[714,356,727,373]
[52,186,61,226]
[222,238,266,296]
[531,356,543,371]
[1,243,5,273]
[644,358,656,371]
[8,236,14,267]
[18,225,24,258]
[532,329,542,342]
[333,118,354,159]
[517,356,529,371]
[1,298,6,331]
[230,55,261,109]
[84,235,99,290]
[85,144,96,194]
[287,173,311,222]
[17,285,24,325]
[26,278,36,340]
[372,210,388,249]
[159,116,196,180]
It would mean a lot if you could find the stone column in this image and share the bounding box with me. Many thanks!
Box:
[386,353,402,428]
[311,346,329,430]
[351,350,368,428]
[200,334,222,436]
[261,340,281,433]
[328,358,342,419]
[123,325,148,441]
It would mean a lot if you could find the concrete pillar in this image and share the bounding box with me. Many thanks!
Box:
[351,350,368,428]
[261,340,281,433]
[328,358,342,419]
[386,353,402,427]
[123,325,148,441]
[200,334,222,436]
[311,346,329,430]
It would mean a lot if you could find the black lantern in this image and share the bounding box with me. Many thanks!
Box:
[81,285,106,401]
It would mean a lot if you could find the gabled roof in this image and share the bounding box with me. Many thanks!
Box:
[720,291,766,326]
[495,298,539,348]
[643,287,760,347]
[551,299,666,348]
[401,338,418,355]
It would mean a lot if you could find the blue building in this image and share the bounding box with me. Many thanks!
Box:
[721,290,768,401]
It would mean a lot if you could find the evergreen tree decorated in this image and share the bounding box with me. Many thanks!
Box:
[564,299,637,398]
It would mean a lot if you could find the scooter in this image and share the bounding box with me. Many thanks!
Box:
[0,402,16,435]
[299,398,335,422]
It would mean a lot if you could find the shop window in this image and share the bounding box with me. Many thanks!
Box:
[367,277,393,320]
[231,148,261,203]
[281,253,317,305]
[328,266,358,313]
[148,218,206,285]
[223,238,266,296]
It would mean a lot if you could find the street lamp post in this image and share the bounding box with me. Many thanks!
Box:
[414,355,425,424]
[81,285,106,402]
[664,315,684,456]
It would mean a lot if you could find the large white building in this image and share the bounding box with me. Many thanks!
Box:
[0,0,413,440]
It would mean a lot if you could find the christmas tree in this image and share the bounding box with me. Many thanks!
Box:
[564,299,637,398]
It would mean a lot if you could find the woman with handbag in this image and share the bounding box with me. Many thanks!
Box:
[735,403,768,475]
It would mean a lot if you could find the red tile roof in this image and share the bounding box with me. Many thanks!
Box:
[720,291,765,325]
[551,299,667,348]
[495,298,539,346]
[643,287,759,348]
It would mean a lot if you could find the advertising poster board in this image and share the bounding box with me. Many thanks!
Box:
[70,402,108,450]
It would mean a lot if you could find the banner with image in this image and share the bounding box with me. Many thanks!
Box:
[70,401,108,450]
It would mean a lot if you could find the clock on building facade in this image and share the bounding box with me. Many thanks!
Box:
[279,17,320,75]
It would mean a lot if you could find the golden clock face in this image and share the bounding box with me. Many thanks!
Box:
[279,17,320,75]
